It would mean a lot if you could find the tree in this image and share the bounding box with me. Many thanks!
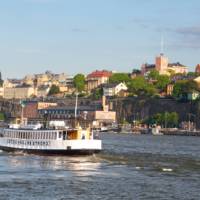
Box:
[48,84,60,96]
[128,76,157,96]
[168,112,179,127]
[156,75,170,90]
[0,112,5,121]
[172,80,199,99]
[91,88,103,100]
[148,69,159,80]
[109,73,131,84]
[145,112,179,128]
[73,74,85,92]
[0,72,3,87]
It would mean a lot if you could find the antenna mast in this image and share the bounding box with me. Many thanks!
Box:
[161,35,164,54]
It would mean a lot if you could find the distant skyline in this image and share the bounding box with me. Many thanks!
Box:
[0,0,200,78]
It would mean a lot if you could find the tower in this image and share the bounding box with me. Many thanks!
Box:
[155,53,168,74]
[155,35,169,74]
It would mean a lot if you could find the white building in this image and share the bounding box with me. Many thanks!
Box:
[103,82,128,97]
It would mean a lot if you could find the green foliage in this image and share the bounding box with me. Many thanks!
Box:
[156,75,170,90]
[148,69,159,80]
[48,84,60,96]
[73,74,85,92]
[187,72,199,78]
[128,76,157,96]
[109,73,131,84]
[0,112,5,121]
[145,112,179,128]
[172,80,199,99]
[147,70,170,91]
[0,72,3,87]
[91,88,103,100]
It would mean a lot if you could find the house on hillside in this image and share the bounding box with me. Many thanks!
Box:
[86,70,112,92]
[103,82,128,97]
[37,85,50,98]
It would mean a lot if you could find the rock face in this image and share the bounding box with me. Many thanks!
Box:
[1,97,200,128]
[109,97,200,128]
[0,100,21,119]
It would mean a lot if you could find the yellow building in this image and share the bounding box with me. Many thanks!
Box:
[141,53,188,75]
[3,86,35,99]
[0,87,3,97]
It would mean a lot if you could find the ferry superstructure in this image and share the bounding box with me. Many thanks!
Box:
[0,125,102,155]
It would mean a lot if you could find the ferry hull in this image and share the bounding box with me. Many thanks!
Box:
[0,146,101,155]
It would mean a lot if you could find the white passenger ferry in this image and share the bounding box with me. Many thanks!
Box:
[0,124,102,155]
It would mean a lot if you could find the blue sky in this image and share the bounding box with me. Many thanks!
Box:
[0,0,200,78]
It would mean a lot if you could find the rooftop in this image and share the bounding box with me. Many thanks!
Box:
[168,62,187,68]
[87,70,112,78]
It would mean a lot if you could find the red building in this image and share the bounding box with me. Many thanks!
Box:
[195,64,200,74]
[23,101,57,119]
[86,70,112,92]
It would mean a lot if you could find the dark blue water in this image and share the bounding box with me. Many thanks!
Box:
[0,133,200,200]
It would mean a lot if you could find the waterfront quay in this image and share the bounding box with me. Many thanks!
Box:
[162,129,200,136]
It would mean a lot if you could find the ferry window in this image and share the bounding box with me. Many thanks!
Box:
[59,132,62,138]
[34,133,36,140]
[43,132,45,140]
[33,132,35,140]
[33,132,35,139]
[44,132,47,140]
[42,132,45,140]
[63,131,66,140]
